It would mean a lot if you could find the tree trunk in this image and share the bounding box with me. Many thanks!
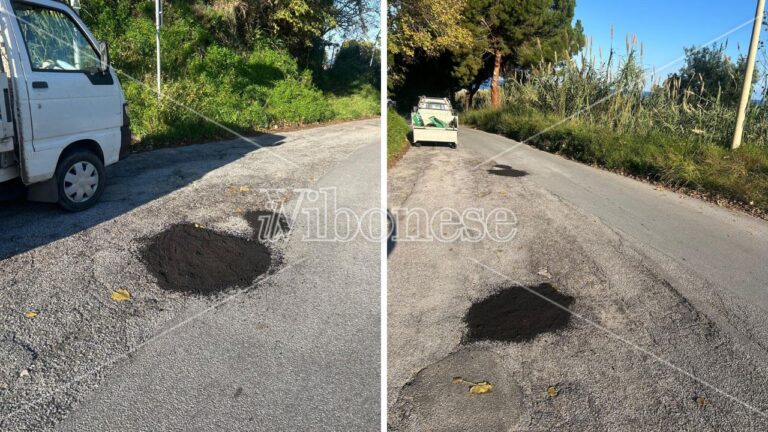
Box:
[467,88,476,110]
[491,48,502,109]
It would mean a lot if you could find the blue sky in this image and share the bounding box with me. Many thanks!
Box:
[574,0,767,94]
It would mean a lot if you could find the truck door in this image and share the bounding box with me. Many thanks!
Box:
[9,1,121,156]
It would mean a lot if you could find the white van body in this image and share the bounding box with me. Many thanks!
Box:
[411,96,458,148]
[0,0,129,210]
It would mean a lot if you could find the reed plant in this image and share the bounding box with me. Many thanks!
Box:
[461,37,768,212]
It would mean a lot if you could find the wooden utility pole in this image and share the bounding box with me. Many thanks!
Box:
[732,0,765,149]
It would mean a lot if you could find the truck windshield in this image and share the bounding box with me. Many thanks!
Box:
[13,3,100,72]
[423,102,449,110]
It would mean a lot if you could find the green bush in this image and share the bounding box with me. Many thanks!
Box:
[388,108,411,164]
[328,84,380,120]
[79,1,379,147]
[265,72,333,125]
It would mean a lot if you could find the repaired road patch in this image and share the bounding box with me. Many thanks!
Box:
[464,283,574,343]
[392,349,522,431]
[140,223,276,295]
[243,210,290,241]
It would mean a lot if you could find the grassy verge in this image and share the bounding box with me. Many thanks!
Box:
[126,75,380,151]
[327,85,381,121]
[81,2,380,151]
[463,107,768,214]
[388,109,411,166]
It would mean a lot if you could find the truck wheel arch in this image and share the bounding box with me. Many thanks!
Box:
[58,139,105,166]
[27,139,106,204]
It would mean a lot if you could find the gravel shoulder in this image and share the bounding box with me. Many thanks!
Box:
[387,137,768,431]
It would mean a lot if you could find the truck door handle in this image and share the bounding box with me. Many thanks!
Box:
[32,81,48,89]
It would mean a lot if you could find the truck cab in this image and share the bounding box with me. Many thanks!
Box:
[0,0,129,211]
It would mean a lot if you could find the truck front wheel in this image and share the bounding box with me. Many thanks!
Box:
[55,151,105,211]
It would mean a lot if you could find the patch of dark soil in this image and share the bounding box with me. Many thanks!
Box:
[487,164,527,178]
[141,224,275,295]
[464,283,574,343]
[243,210,290,240]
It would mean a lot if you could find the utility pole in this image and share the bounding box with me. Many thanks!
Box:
[732,0,765,149]
[155,0,162,100]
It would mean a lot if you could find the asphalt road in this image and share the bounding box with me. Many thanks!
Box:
[461,127,768,310]
[0,119,380,431]
[387,128,768,431]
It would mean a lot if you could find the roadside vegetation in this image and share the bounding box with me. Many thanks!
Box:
[387,108,411,165]
[81,0,380,147]
[462,42,768,213]
[389,0,768,213]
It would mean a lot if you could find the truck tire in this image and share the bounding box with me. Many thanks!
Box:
[451,142,457,149]
[55,150,105,212]
[413,141,421,147]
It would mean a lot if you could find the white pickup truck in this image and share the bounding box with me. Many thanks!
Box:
[411,96,458,149]
[0,0,130,211]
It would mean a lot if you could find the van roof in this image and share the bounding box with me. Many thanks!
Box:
[420,96,448,103]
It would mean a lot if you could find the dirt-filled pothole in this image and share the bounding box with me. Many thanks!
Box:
[464,283,574,343]
[487,164,527,178]
[141,223,276,295]
[243,210,290,240]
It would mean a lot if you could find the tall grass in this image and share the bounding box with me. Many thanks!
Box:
[461,43,768,213]
[461,47,767,148]
[387,108,411,165]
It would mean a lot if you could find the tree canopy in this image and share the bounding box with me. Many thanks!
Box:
[389,0,585,108]
[666,44,759,107]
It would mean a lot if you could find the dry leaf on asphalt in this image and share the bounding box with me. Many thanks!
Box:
[239,186,251,193]
[24,310,38,319]
[469,382,493,395]
[696,396,706,407]
[547,386,558,397]
[111,289,131,302]
[451,376,463,384]
[537,268,552,278]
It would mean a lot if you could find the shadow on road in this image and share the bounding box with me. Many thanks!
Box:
[0,133,286,260]
[487,164,527,178]
[387,209,397,256]
[412,141,455,149]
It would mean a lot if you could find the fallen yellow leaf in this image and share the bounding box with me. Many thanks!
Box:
[546,386,558,397]
[194,223,205,229]
[24,311,38,319]
[239,186,251,193]
[235,208,245,214]
[469,381,492,395]
[111,289,131,302]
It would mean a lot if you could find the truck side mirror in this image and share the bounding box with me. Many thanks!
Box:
[98,41,109,74]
